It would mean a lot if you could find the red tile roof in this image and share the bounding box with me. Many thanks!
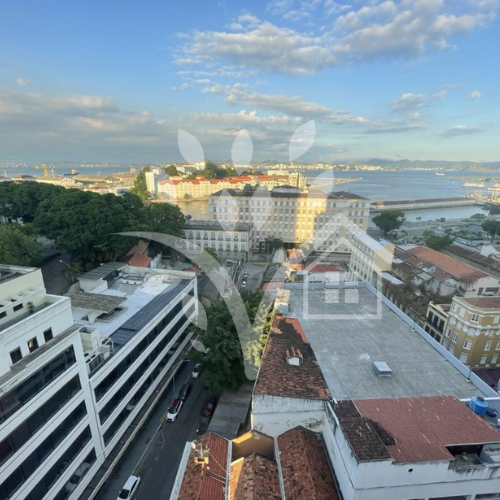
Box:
[128,254,152,267]
[125,239,149,257]
[278,427,339,500]
[178,432,229,500]
[351,396,500,464]
[253,317,331,401]
[229,454,281,500]
[399,245,488,282]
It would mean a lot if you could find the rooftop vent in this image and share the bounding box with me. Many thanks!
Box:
[373,361,392,378]
[286,347,303,366]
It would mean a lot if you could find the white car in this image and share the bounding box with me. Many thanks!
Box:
[192,363,202,379]
[166,398,183,422]
[118,475,141,499]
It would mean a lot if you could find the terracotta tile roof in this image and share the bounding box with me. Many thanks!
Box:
[399,245,488,281]
[460,296,500,309]
[334,400,393,463]
[125,239,149,257]
[278,427,339,500]
[229,454,281,500]
[253,317,331,401]
[128,254,152,267]
[178,432,229,500]
[352,396,500,464]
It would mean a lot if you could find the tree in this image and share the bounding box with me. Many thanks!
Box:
[138,203,185,236]
[189,290,270,391]
[243,183,256,193]
[265,237,283,254]
[0,225,43,266]
[164,165,179,176]
[425,233,454,250]
[130,167,151,200]
[372,210,406,235]
[482,219,500,242]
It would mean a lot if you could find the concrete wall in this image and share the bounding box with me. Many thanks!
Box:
[251,394,327,437]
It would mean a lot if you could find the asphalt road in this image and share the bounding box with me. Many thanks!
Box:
[134,379,209,500]
[94,362,209,500]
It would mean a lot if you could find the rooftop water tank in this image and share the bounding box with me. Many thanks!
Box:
[469,396,488,416]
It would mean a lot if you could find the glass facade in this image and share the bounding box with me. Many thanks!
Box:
[25,426,92,500]
[0,376,81,468]
[0,346,76,425]
[103,322,193,446]
[95,300,194,401]
[0,405,88,500]
[52,449,97,500]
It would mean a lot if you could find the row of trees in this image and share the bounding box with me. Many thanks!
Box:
[0,182,185,266]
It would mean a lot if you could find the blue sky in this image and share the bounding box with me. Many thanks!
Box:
[0,0,499,163]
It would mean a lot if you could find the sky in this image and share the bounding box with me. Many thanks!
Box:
[0,0,499,163]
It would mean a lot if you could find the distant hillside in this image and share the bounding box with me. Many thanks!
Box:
[361,159,500,170]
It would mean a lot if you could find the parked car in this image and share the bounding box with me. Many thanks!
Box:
[126,397,139,412]
[167,399,183,422]
[486,407,498,418]
[179,382,192,401]
[203,396,217,417]
[65,462,91,493]
[243,272,248,278]
[118,475,141,499]
[192,363,202,379]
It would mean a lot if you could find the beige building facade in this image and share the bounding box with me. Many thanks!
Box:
[426,296,500,368]
[209,187,369,252]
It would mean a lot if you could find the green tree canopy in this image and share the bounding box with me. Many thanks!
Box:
[164,165,179,176]
[424,232,454,250]
[372,210,406,235]
[482,219,500,241]
[265,237,283,254]
[130,166,151,200]
[189,290,271,391]
[0,225,43,266]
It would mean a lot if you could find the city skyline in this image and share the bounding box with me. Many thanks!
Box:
[0,0,499,163]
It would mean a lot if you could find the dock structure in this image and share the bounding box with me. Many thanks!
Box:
[370,197,477,212]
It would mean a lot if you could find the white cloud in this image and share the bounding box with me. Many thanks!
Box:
[16,78,29,86]
[365,119,426,134]
[432,90,447,100]
[391,93,427,112]
[470,90,482,99]
[176,1,499,74]
[438,124,484,138]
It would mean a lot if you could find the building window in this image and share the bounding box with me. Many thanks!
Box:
[492,355,499,364]
[494,316,500,324]
[451,302,457,312]
[28,337,39,353]
[0,311,6,319]
[463,340,472,350]
[463,324,468,333]
[43,328,53,342]
[471,314,480,323]
[480,355,488,365]
[496,341,500,351]
[13,303,23,312]
[459,353,468,363]
[452,333,458,343]
[445,328,451,338]
[10,348,22,365]
[485,341,492,351]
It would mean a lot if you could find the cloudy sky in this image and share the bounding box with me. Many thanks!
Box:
[1,0,499,163]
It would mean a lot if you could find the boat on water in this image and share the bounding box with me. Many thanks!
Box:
[463,182,485,188]
[435,172,445,176]
[64,168,79,176]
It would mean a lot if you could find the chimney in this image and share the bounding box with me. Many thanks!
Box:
[285,347,303,366]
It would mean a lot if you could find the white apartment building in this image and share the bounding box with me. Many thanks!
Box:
[71,263,198,458]
[0,265,103,500]
[181,220,254,260]
[209,187,369,252]
[349,233,395,285]
[145,168,168,194]
[0,263,198,500]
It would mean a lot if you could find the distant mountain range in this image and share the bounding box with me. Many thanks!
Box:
[360,159,500,170]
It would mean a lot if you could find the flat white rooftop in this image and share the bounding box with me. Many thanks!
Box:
[72,273,191,343]
[289,287,484,400]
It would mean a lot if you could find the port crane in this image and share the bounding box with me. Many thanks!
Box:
[34,164,56,177]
